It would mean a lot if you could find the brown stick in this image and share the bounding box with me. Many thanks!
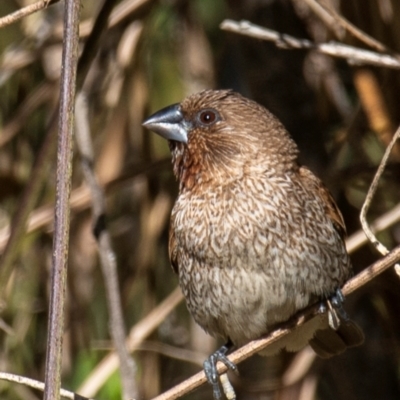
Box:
[220,20,400,69]
[42,0,80,399]
[0,0,60,29]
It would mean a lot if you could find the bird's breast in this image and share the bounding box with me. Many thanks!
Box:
[172,176,286,265]
[170,174,351,344]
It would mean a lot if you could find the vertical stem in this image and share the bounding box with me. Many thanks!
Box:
[43,1,80,399]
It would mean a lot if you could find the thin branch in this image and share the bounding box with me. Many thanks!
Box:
[220,20,400,69]
[74,93,138,400]
[360,125,400,275]
[346,202,400,253]
[43,0,80,399]
[0,0,60,29]
[0,372,93,400]
[314,0,391,53]
[150,244,400,400]
[300,0,344,38]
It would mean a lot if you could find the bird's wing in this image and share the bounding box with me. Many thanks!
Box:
[298,166,347,239]
[168,223,179,274]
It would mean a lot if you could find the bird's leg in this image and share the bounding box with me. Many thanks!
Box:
[330,288,349,320]
[319,288,349,330]
[203,340,237,400]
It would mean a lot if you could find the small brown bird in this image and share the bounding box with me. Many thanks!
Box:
[143,90,363,399]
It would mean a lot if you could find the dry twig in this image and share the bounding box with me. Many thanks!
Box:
[75,93,138,400]
[303,0,391,53]
[43,1,80,399]
[220,20,400,69]
[360,125,400,276]
[299,0,344,38]
[0,0,60,29]
[0,372,92,400]
[346,202,400,253]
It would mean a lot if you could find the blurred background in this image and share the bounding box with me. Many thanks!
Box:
[0,0,400,399]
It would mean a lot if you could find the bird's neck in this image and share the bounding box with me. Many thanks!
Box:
[170,142,299,192]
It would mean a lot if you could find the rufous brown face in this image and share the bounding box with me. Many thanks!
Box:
[143,89,299,189]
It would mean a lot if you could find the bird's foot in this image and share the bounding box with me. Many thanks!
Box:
[203,343,238,400]
[318,289,349,330]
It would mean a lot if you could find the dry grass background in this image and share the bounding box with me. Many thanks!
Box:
[0,0,399,399]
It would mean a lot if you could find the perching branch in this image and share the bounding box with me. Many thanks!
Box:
[220,20,400,69]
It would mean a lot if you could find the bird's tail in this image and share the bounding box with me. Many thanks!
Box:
[309,320,364,358]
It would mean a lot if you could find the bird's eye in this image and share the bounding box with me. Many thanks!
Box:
[197,109,219,126]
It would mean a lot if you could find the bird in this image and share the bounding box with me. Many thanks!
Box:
[143,89,364,399]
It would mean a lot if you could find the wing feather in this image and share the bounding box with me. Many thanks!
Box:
[168,221,179,274]
[299,166,346,239]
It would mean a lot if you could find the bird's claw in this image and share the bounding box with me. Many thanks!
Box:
[204,356,223,400]
[322,288,349,330]
[203,344,237,400]
[330,288,349,320]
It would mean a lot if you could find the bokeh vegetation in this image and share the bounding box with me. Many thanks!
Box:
[0,0,399,399]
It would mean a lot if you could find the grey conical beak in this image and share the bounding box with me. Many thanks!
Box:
[142,103,188,143]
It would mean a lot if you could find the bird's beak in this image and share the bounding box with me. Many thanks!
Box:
[142,103,188,143]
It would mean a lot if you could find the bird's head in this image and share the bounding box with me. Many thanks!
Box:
[143,89,299,190]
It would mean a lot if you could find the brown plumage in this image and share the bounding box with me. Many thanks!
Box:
[143,89,363,396]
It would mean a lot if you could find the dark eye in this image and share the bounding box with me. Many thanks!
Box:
[197,109,219,126]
